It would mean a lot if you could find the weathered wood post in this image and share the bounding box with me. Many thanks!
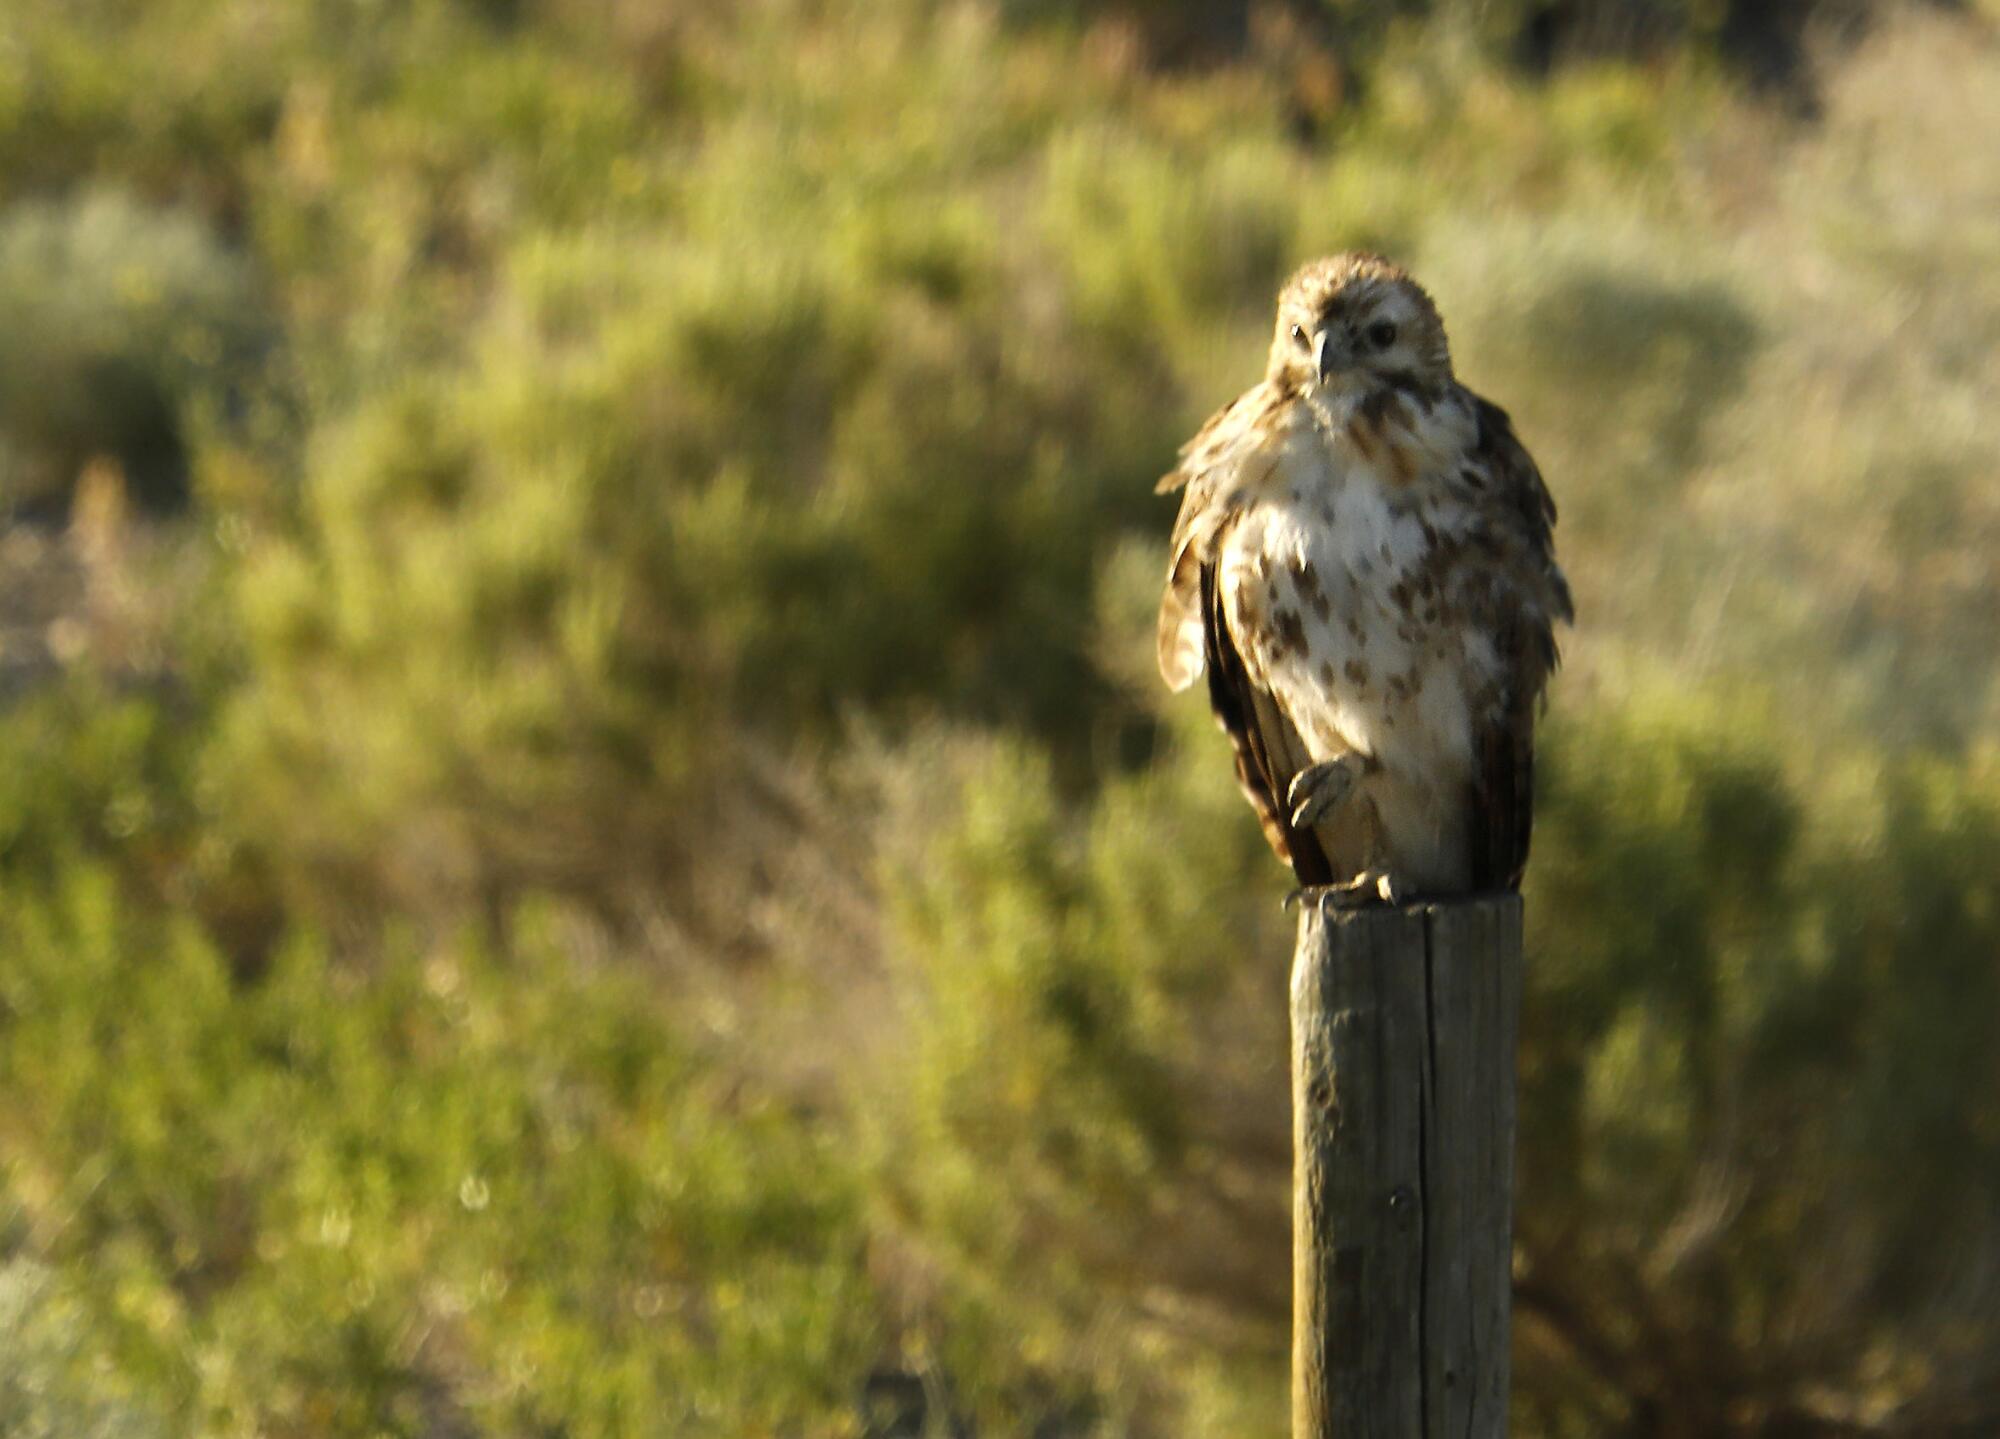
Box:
[1290,895,1522,1438]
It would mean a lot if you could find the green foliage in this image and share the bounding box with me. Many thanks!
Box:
[0,0,1993,1434]
[0,871,875,1435]
[218,212,1169,908]
[863,730,1277,1424]
[0,1262,169,1439]
[1508,706,2000,1432]
[0,684,196,881]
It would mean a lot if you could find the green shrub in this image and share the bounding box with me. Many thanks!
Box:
[0,2,1991,1435]
[1515,702,2000,1433]
[0,1261,168,1439]
[217,196,1175,910]
[0,874,878,1434]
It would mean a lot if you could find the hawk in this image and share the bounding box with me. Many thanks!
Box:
[1158,254,1571,906]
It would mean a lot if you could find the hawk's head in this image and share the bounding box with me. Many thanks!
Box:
[1267,253,1452,396]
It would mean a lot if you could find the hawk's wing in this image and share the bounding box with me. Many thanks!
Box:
[1463,394,1573,892]
[1201,545,1335,885]
[1158,382,1334,885]
[1156,381,1289,691]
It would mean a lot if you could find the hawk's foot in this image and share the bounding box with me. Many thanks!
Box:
[1286,757,1363,832]
[1283,869,1402,913]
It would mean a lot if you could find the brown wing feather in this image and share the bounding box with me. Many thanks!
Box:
[1156,383,1292,692]
[1464,394,1571,892]
[1159,378,1338,886]
[1201,552,1333,887]
[1469,620,1538,891]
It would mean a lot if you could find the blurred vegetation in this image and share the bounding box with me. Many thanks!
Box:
[0,0,1995,1433]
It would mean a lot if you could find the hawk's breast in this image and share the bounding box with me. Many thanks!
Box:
[1219,413,1504,786]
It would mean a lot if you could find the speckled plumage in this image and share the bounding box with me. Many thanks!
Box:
[1158,254,1572,899]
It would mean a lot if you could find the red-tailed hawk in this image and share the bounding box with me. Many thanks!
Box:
[1158,254,1571,906]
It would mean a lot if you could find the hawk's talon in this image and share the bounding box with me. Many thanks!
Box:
[1287,869,1403,914]
[1286,757,1361,832]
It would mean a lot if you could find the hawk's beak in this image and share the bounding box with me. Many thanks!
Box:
[1312,328,1340,383]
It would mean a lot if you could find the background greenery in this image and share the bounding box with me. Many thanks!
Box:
[0,0,1995,1434]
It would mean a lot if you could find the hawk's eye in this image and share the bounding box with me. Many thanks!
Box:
[1367,321,1398,350]
[1289,323,1308,349]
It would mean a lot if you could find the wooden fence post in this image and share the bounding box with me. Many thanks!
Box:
[1290,895,1522,1438]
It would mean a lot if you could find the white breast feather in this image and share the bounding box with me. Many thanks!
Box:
[1219,395,1502,890]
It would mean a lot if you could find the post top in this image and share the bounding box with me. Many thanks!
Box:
[1289,891,1523,931]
